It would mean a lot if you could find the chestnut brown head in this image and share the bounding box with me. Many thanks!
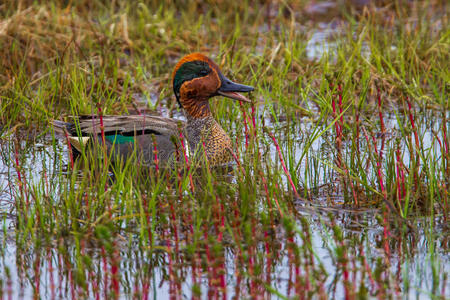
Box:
[172,53,254,118]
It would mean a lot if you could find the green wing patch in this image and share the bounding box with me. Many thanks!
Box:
[105,134,135,144]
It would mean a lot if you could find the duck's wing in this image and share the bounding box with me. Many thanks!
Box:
[57,115,183,138]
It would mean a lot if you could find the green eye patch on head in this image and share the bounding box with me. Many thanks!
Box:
[173,60,212,105]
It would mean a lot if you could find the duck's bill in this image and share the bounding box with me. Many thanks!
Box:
[218,91,251,103]
[218,73,254,103]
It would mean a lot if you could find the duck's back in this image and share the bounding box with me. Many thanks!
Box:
[57,115,184,165]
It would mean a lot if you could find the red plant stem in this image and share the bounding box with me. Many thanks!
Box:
[258,119,282,218]
[444,118,450,219]
[405,97,422,191]
[332,87,343,168]
[219,258,227,299]
[348,174,358,206]
[64,130,74,170]
[143,196,153,247]
[14,143,29,209]
[97,105,107,168]
[251,102,257,136]
[195,251,203,299]
[170,190,181,298]
[362,128,395,213]
[265,129,300,198]
[304,260,311,296]
[239,101,249,149]
[294,264,302,299]
[395,147,405,205]
[182,204,196,293]
[234,254,242,299]
[332,95,341,136]
[351,259,357,294]
[101,246,109,300]
[152,135,159,173]
[43,168,49,198]
[399,155,406,198]
[330,214,350,300]
[377,88,386,160]
[250,217,259,297]
[341,248,350,300]
[142,280,149,300]
[230,197,244,299]
[302,223,315,268]
[111,246,120,299]
[62,252,76,299]
[264,231,272,295]
[169,202,180,256]
[434,133,443,152]
[215,196,224,242]
[338,84,344,133]
[48,250,55,300]
[394,242,402,296]
[396,155,403,207]
[443,120,449,192]
[330,83,341,135]
[273,183,284,218]
[14,143,24,202]
[333,87,359,204]
[203,224,215,299]
[360,244,376,294]
[164,228,176,300]
[260,171,283,244]
[443,118,449,156]
[228,147,245,175]
[371,135,386,196]
[191,262,198,300]
[81,240,96,299]
[69,267,76,300]
[216,195,227,299]
[57,254,63,299]
[377,88,386,134]
[406,97,420,149]
[34,252,41,299]
[173,145,185,273]
[355,113,360,155]
[248,240,257,298]
[178,128,195,193]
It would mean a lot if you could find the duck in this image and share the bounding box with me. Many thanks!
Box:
[54,53,254,167]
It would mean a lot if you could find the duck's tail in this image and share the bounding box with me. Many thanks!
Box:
[52,120,90,153]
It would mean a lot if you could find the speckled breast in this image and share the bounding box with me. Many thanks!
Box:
[186,116,233,166]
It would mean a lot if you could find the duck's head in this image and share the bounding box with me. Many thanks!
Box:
[172,53,254,118]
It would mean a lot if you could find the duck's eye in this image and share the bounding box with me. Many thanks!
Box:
[199,69,209,76]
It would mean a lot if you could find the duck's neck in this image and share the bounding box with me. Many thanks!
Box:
[181,98,211,119]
